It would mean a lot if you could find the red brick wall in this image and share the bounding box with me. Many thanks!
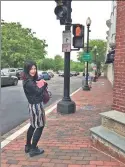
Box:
[112,1,125,113]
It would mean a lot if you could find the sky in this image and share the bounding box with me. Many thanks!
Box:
[1,1,112,61]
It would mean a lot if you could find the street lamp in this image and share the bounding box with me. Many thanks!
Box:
[94,45,97,63]
[83,17,91,91]
[93,45,97,82]
[96,53,99,76]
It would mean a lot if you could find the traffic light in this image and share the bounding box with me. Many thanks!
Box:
[54,0,69,25]
[72,24,84,48]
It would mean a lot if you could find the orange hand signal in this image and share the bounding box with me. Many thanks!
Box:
[75,26,81,36]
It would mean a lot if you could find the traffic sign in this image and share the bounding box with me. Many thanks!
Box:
[62,44,71,52]
[62,30,71,52]
[82,52,91,62]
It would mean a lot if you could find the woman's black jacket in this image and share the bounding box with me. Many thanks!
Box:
[23,78,47,104]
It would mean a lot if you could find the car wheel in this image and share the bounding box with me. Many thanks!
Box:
[13,79,18,86]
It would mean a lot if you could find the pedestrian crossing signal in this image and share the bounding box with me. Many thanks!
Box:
[72,24,84,48]
[75,26,82,36]
[73,24,84,36]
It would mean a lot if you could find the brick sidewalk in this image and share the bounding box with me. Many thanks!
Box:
[2,78,125,167]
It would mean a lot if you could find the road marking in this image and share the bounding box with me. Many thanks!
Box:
[1,87,81,148]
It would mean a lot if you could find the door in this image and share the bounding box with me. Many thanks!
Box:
[1,71,5,86]
[1,72,9,86]
[9,68,16,76]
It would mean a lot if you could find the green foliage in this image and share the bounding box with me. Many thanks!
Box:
[1,20,48,68]
[89,39,107,63]
[77,39,107,72]
[54,55,64,71]
[77,39,107,64]
[102,64,108,71]
[77,51,84,62]
[70,60,84,72]
[2,20,94,73]
[37,58,55,70]
[36,54,83,72]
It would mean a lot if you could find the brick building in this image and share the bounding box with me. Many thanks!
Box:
[105,1,117,86]
[91,1,125,163]
[112,1,125,113]
[105,1,125,113]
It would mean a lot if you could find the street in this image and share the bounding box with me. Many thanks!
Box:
[1,75,82,135]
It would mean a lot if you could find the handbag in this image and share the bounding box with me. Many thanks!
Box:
[36,80,52,104]
[43,88,52,104]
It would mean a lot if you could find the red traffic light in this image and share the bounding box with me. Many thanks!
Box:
[75,26,81,36]
[72,24,84,36]
[72,24,84,48]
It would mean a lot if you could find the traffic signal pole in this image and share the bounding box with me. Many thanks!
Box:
[57,0,76,114]
[63,25,71,101]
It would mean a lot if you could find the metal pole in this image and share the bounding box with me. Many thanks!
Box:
[63,0,71,100]
[63,25,71,101]
[83,25,90,91]
[93,49,97,82]
[57,0,76,114]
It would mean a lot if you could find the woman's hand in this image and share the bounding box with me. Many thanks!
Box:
[44,82,48,88]
[42,80,48,87]
[36,79,48,88]
[36,80,45,88]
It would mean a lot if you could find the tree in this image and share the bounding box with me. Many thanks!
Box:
[89,39,107,68]
[38,58,55,70]
[54,55,64,71]
[77,39,107,72]
[1,20,48,68]
[77,51,84,62]
[70,60,84,72]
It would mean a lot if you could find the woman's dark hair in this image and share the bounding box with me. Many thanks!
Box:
[22,60,38,80]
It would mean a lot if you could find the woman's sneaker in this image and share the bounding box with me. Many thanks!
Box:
[29,147,44,157]
[25,145,31,153]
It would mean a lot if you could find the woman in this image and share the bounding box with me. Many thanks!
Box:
[22,60,47,157]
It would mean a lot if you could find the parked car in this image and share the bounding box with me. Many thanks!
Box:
[1,68,19,79]
[70,73,73,77]
[70,71,77,76]
[37,70,44,80]
[38,71,51,80]
[58,71,72,77]
[76,72,80,75]
[17,68,23,80]
[48,71,54,78]
[42,71,51,80]
[58,71,64,77]
[1,71,18,86]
